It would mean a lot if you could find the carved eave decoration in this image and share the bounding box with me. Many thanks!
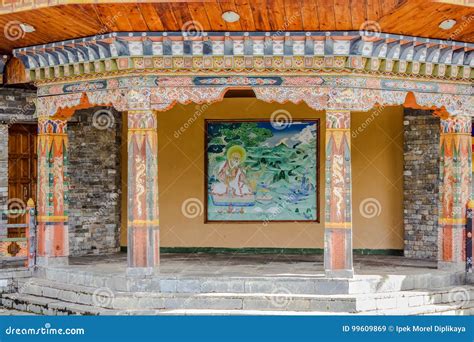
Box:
[13,31,474,81]
[11,31,472,118]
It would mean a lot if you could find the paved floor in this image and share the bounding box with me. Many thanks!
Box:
[66,252,438,278]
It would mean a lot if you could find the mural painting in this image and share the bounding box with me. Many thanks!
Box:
[205,119,319,222]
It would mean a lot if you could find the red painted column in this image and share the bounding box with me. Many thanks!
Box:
[36,118,69,266]
[438,115,472,271]
[127,110,159,275]
[324,110,353,278]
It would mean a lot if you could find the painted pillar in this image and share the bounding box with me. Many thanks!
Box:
[36,118,69,266]
[438,115,472,271]
[324,110,354,278]
[127,110,159,275]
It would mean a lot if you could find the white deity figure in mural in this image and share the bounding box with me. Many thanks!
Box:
[210,145,255,208]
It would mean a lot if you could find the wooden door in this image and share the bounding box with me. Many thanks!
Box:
[7,124,37,237]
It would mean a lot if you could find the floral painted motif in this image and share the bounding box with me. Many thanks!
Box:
[36,93,83,118]
[194,76,282,86]
[414,93,472,117]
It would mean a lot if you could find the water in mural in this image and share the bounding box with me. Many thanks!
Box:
[206,120,319,222]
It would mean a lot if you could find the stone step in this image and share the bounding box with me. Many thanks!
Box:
[0,268,33,294]
[122,301,474,316]
[15,278,474,313]
[0,293,117,316]
[0,268,32,280]
[0,307,37,315]
[18,278,358,312]
[39,267,466,295]
[2,294,474,316]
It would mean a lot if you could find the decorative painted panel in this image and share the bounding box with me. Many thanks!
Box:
[36,118,69,260]
[205,120,319,222]
[324,110,353,277]
[438,115,472,270]
[127,110,159,268]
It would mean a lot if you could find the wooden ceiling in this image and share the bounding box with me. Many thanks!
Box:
[0,0,473,55]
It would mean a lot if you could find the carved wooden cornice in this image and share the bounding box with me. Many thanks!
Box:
[12,31,473,83]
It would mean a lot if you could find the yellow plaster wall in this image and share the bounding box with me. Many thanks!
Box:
[120,99,404,250]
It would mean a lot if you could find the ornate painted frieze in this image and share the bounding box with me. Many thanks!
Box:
[13,31,473,82]
[37,75,473,96]
[34,77,473,118]
[36,93,83,118]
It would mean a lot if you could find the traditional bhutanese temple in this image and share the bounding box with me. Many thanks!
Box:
[0,0,473,315]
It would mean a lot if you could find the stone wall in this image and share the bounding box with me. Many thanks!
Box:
[403,108,439,260]
[0,88,36,122]
[67,107,122,256]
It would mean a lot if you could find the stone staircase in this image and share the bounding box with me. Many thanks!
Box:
[1,276,473,315]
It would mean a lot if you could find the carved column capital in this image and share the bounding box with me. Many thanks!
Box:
[440,115,471,134]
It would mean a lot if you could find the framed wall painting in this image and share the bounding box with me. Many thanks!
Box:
[205,119,320,223]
